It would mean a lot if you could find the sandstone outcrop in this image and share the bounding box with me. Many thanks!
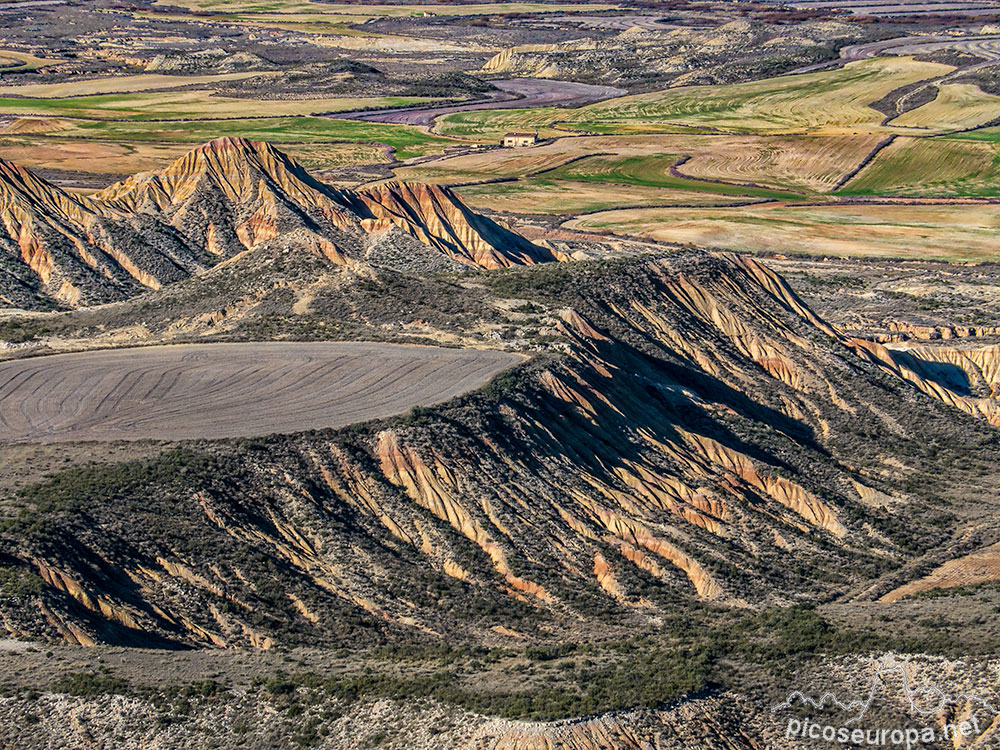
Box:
[847,339,1000,426]
[879,541,1000,603]
[0,157,201,308]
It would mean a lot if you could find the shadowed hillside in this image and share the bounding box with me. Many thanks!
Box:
[2,251,997,650]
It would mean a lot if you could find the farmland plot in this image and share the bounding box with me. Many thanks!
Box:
[0,90,440,121]
[393,148,583,184]
[841,137,1000,196]
[456,178,756,214]
[0,342,522,443]
[4,116,455,160]
[545,154,807,200]
[565,203,1000,261]
[434,58,951,137]
[398,133,879,195]
[676,134,884,193]
[433,107,571,140]
[889,83,1000,132]
[0,50,60,72]
[152,0,619,17]
[0,136,390,177]
[0,72,269,98]
[573,57,950,134]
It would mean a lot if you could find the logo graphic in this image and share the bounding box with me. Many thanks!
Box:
[770,657,998,747]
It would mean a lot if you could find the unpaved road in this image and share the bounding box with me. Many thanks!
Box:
[332,78,626,127]
[789,33,1000,73]
[787,0,1000,15]
[0,342,522,442]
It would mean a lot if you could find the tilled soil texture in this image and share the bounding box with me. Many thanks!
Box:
[0,342,522,443]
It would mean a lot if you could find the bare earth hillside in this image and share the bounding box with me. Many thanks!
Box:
[2,252,997,649]
[0,138,557,310]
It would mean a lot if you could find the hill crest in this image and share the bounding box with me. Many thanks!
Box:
[0,139,556,309]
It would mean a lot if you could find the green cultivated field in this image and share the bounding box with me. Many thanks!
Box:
[5,48,1000,226]
[952,125,1000,143]
[27,117,457,160]
[434,57,953,138]
[456,177,759,214]
[840,136,1000,197]
[574,57,949,134]
[0,92,438,121]
[545,154,808,201]
[434,107,570,139]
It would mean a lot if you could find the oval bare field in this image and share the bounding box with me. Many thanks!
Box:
[0,342,523,443]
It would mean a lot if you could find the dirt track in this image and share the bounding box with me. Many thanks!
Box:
[0,342,522,443]
[789,33,1000,74]
[333,78,626,127]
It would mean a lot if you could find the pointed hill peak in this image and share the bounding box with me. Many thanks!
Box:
[93,136,333,214]
[1,157,66,203]
[0,138,558,309]
[0,156,94,222]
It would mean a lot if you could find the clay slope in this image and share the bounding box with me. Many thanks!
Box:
[350,181,558,268]
[5,252,994,648]
[847,339,1000,426]
[0,159,203,309]
[0,138,555,309]
[92,137,557,269]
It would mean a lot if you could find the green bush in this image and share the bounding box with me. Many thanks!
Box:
[52,671,131,698]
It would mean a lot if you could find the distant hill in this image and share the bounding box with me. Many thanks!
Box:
[0,137,558,310]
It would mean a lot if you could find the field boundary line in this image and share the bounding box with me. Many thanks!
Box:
[565,198,777,218]
[669,154,805,196]
[833,134,897,191]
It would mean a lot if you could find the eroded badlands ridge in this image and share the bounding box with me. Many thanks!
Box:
[4,251,997,649]
[0,137,557,309]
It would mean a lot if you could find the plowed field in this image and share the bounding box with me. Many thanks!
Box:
[0,342,521,442]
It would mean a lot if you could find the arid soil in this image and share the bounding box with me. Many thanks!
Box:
[0,342,521,442]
